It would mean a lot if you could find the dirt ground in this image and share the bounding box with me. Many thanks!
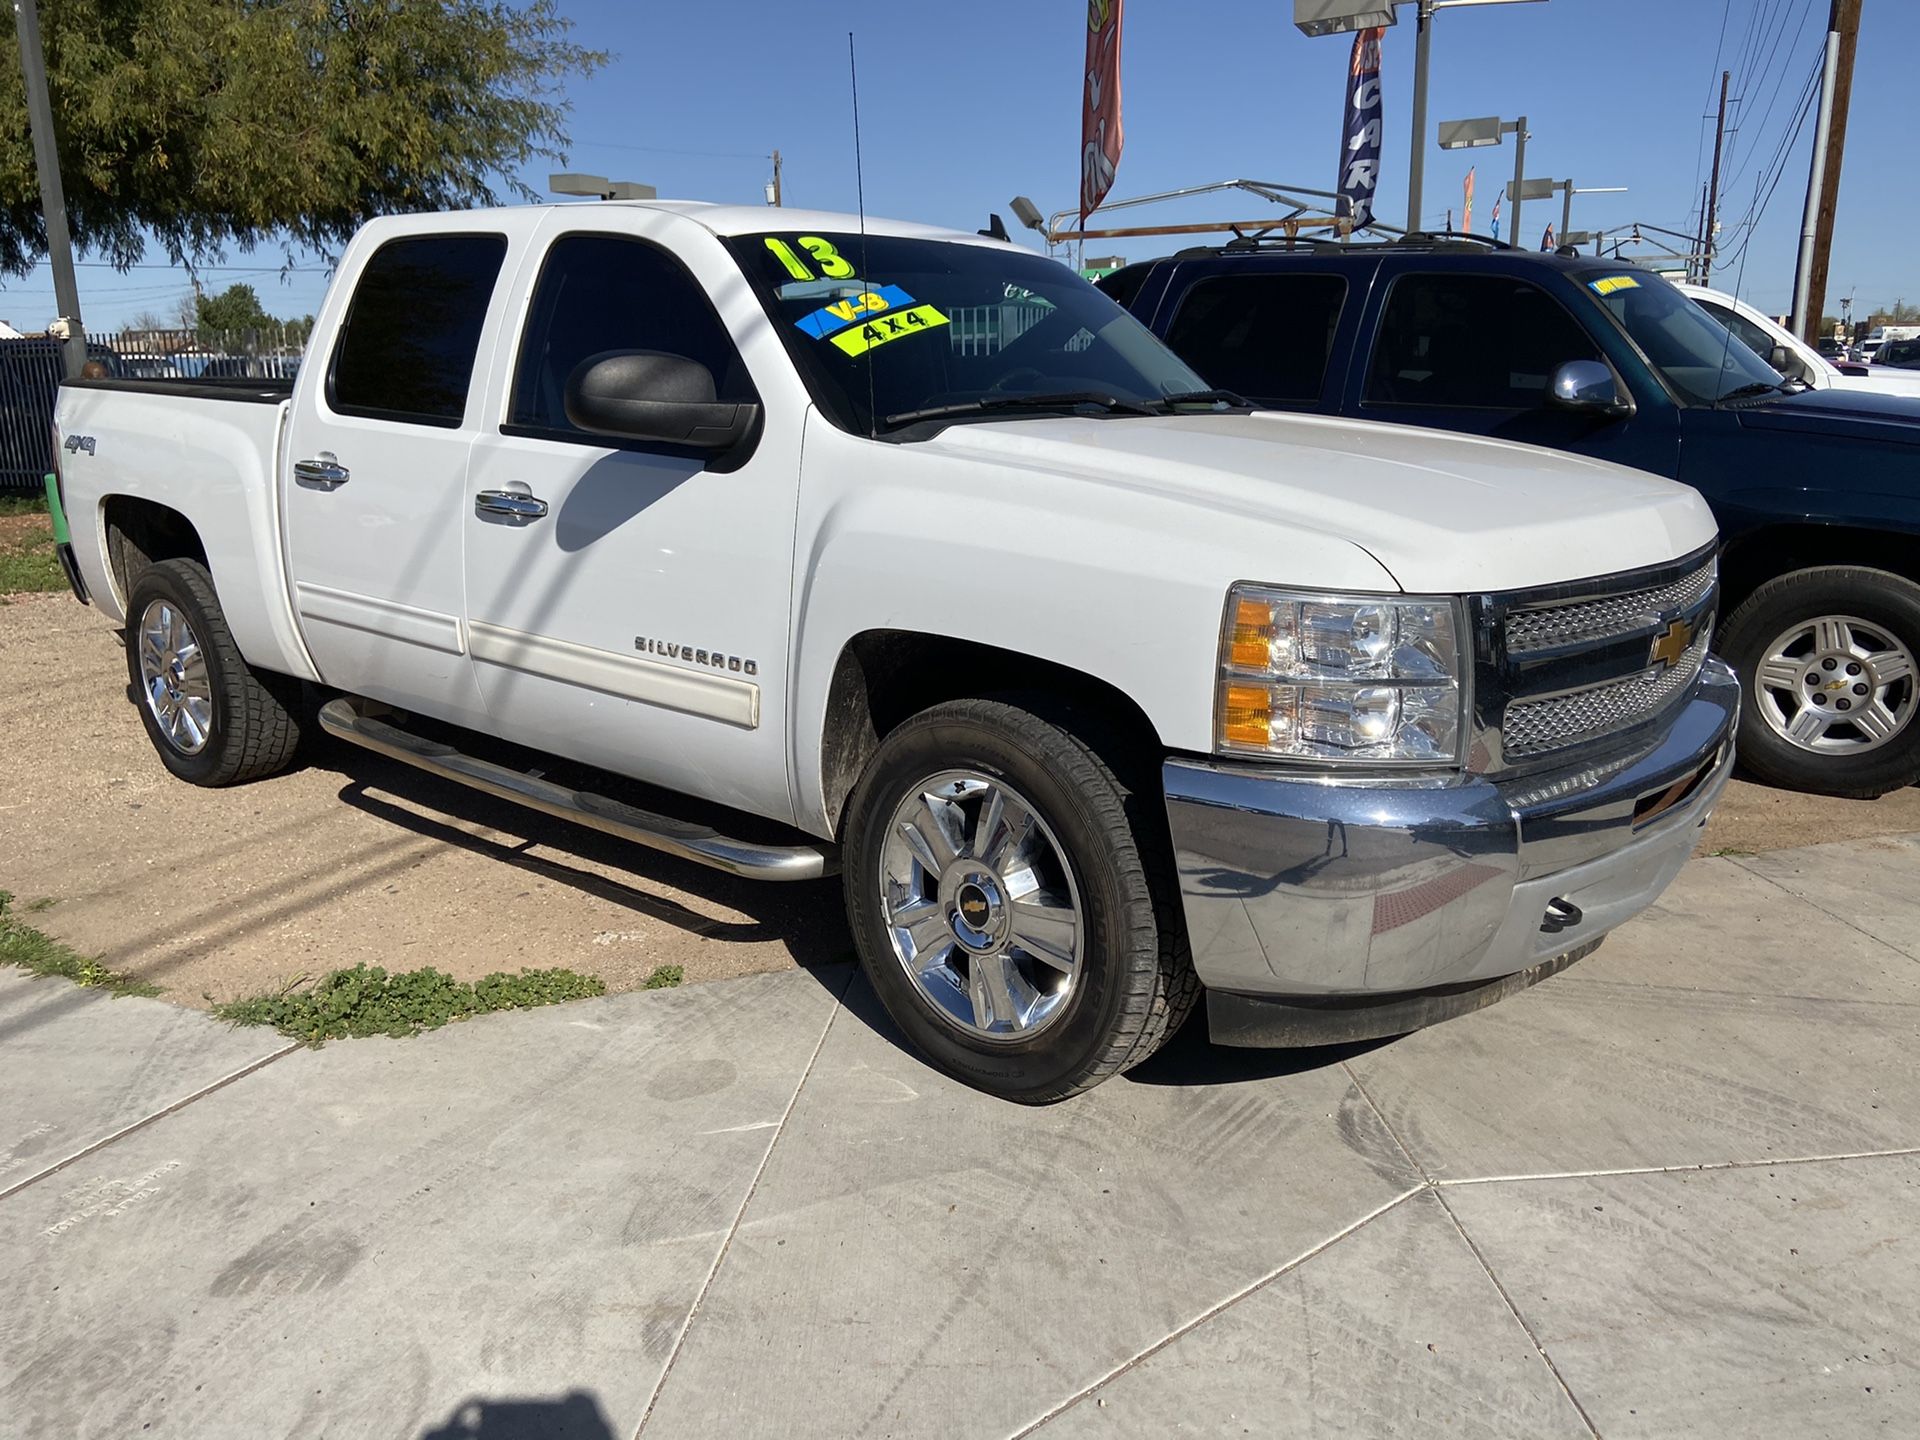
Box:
[4,592,1917,1009]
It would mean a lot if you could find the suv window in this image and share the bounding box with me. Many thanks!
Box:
[1164,273,1348,404]
[1365,273,1601,409]
[509,234,757,439]
[1879,337,1920,368]
[330,234,507,426]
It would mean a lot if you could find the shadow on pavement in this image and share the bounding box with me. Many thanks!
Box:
[417,1391,614,1440]
[309,720,854,971]
[1123,1013,1395,1088]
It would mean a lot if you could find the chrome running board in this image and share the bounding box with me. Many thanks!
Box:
[317,697,837,881]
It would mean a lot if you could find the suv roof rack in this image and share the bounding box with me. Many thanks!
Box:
[1172,234,1347,259]
[1393,230,1514,251]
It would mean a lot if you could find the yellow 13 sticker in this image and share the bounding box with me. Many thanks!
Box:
[763,235,856,281]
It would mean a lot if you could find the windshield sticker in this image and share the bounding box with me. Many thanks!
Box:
[829,304,951,358]
[1589,275,1640,296]
[794,284,918,339]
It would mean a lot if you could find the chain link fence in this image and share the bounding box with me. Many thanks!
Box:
[0,326,305,492]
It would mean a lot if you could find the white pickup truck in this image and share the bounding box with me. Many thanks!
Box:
[49,201,1737,1101]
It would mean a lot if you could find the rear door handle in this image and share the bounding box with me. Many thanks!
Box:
[293,453,350,488]
[474,488,550,521]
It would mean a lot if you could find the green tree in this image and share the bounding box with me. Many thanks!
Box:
[195,282,273,342]
[0,1,606,277]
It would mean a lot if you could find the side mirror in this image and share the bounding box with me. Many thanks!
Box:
[564,350,761,455]
[1548,360,1633,418]
[1768,344,1796,375]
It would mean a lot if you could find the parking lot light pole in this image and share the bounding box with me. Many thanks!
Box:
[1295,0,1548,233]
[12,0,86,379]
[1439,114,1526,237]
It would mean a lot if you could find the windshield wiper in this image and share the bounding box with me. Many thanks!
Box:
[881,391,1159,429]
[1154,388,1253,409]
[1717,380,1788,405]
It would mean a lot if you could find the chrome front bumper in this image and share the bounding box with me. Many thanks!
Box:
[1163,659,1740,1043]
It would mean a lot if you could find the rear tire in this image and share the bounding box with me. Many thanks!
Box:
[842,698,1198,1103]
[1719,565,1920,798]
[124,558,304,787]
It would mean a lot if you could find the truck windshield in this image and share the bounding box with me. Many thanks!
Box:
[1582,271,1785,405]
[725,231,1211,436]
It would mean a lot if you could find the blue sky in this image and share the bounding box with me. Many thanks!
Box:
[4,0,1913,332]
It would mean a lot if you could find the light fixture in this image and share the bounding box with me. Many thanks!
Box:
[548,173,657,201]
[1437,117,1504,150]
[1010,196,1047,233]
[1292,0,1399,36]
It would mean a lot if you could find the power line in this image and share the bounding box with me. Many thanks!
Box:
[1725,0,1815,179]
[574,138,768,161]
[1690,0,1740,232]
[1715,54,1822,274]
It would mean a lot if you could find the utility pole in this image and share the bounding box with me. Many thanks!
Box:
[1791,29,1841,340]
[1803,0,1861,346]
[1702,70,1729,283]
[770,149,783,207]
[12,0,86,378]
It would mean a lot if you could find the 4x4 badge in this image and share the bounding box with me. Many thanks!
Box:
[1650,618,1693,670]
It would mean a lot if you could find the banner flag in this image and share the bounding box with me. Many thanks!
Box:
[1335,26,1385,231]
[1463,167,1475,233]
[1080,1,1124,222]
[1541,222,1557,251]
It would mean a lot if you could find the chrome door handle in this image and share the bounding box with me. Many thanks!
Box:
[293,452,350,487]
[474,489,550,520]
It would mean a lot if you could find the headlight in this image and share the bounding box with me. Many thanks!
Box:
[1216,586,1465,763]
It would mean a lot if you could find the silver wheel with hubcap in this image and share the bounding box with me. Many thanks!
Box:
[137,597,213,755]
[878,770,1083,1041]
[1753,613,1916,755]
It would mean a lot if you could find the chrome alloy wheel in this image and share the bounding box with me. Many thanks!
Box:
[137,598,213,755]
[1755,614,1917,755]
[878,771,1084,1041]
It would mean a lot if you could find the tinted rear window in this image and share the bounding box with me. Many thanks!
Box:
[1164,273,1348,404]
[329,234,507,426]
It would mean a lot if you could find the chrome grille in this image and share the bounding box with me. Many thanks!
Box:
[1504,561,1716,655]
[1504,637,1709,757]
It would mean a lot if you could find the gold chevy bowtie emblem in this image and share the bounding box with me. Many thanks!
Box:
[1649,618,1693,670]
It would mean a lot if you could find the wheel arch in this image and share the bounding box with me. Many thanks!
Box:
[815,629,1168,839]
[1720,523,1920,615]
[101,493,208,608]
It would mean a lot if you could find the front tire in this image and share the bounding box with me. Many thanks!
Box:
[842,698,1198,1103]
[124,558,304,787]
[1719,565,1920,798]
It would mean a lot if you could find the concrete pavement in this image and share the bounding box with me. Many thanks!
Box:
[3,836,1917,1438]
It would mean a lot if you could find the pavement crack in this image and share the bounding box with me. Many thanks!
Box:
[1434,1145,1920,1188]
[632,968,851,1438]
[1431,1185,1603,1439]
[0,1041,300,1205]
[1004,1185,1424,1439]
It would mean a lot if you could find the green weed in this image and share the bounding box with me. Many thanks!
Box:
[0,891,161,997]
[642,964,685,990]
[214,962,606,1044]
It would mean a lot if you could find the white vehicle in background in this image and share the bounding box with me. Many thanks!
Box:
[1680,285,1920,401]
[1862,325,1920,364]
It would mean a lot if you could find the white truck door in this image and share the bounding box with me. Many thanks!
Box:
[462,221,803,822]
[281,227,510,728]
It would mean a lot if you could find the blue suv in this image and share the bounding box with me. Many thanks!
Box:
[1102,238,1920,799]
